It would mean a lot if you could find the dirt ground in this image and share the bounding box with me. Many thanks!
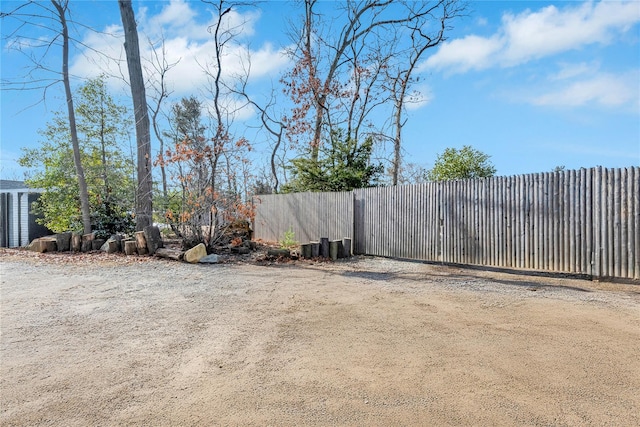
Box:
[1,249,639,426]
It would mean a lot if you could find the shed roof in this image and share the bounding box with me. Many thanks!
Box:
[0,180,27,190]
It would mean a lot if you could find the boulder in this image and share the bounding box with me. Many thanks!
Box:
[100,238,120,254]
[184,243,207,263]
[56,232,72,252]
[92,239,105,251]
[199,254,220,264]
[143,225,163,255]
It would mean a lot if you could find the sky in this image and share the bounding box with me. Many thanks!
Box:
[1,0,639,182]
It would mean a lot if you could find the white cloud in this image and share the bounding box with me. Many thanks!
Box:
[548,61,600,81]
[425,0,640,73]
[421,34,502,73]
[69,0,290,119]
[531,70,640,109]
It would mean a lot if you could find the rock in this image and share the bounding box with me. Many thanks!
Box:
[56,232,72,252]
[184,243,207,263]
[199,254,220,264]
[71,233,82,252]
[28,236,57,253]
[143,225,163,255]
[100,238,119,254]
[92,239,105,251]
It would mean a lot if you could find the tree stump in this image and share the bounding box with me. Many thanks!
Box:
[343,238,352,257]
[301,243,312,259]
[101,238,119,254]
[143,225,163,255]
[124,240,138,255]
[329,240,339,260]
[155,247,183,261]
[81,233,95,252]
[71,233,82,252]
[320,237,329,258]
[311,242,320,258]
[28,236,57,253]
[267,248,291,258]
[135,231,148,255]
[56,232,72,252]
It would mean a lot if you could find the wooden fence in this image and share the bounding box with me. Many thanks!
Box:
[253,167,639,280]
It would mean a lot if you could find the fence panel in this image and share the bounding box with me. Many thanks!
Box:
[253,167,639,280]
[253,191,353,244]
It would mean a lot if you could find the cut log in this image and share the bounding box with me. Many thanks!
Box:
[343,238,352,257]
[301,243,311,259]
[135,231,148,255]
[311,241,320,258]
[56,232,72,252]
[124,240,138,255]
[28,236,57,253]
[267,248,291,258]
[101,238,119,254]
[155,247,183,261]
[71,233,82,252]
[143,225,163,255]
[320,237,329,258]
[329,240,339,260]
[81,233,95,252]
[109,234,123,252]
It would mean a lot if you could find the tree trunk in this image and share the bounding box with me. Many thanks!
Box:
[51,0,92,234]
[392,92,404,186]
[119,0,153,232]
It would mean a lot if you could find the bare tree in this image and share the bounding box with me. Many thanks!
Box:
[2,1,92,233]
[118,0,153,231]
[283,0,465,176]
[145,34,179,213]
[387,0,465,185]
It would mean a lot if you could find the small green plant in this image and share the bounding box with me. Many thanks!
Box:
[279,227,298,249]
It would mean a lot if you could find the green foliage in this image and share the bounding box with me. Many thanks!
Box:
[279,227,298,249]
[91,202,135,240]
[425,145,496,182]
[282,130,383,193]
[19,76,135,234]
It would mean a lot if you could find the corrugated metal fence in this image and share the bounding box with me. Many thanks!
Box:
[254,167,639,280]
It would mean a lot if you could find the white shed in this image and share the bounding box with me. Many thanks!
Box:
[0,180,51,247]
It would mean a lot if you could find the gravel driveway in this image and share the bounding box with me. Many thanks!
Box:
[1,249,639,426]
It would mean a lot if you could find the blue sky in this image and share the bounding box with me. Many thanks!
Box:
[1,0,639,182]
